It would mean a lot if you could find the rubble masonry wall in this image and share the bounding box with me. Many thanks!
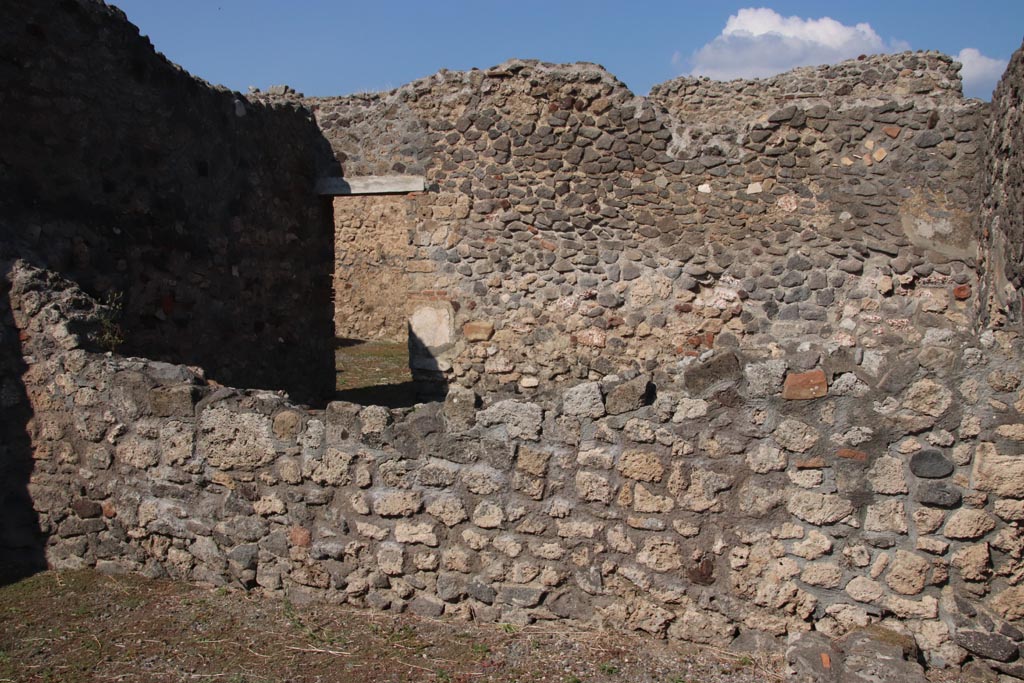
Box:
[3,2,1024,677]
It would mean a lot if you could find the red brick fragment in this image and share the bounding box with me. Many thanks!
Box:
[289,525,312,548]
[836,448,869,462]
[782,369,828,400]
[953,284,972,300]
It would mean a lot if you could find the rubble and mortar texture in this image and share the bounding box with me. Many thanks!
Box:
[10,257,1024,680]
[3,2,1024,680]
[981,42,1024,327]
[305,52,988,392]
[333,195,420,342]
[0,0,336,404]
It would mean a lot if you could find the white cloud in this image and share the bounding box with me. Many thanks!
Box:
[686,7,906,80]
[956,48,1007,99]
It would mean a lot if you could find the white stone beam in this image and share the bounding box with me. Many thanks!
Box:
[316,175,426,196]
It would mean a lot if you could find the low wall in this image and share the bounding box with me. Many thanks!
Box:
[11,259,1024,676]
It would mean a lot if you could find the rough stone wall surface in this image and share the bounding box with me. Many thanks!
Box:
[0,265,41,580]
[10,259,1024,677]
[0,0,334,404]
[648,52,967,126]
[333,194,420,342]
[3,3,1024,679]
[306,54,985,395]
[982,38,1024,326]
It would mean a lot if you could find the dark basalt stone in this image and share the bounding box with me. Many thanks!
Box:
[683,352,741,396]
[954,630,1020,663]
[909,449,954,478]
[916,482,962,508]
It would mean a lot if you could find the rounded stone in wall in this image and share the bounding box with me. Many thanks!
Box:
[909,449,955,479]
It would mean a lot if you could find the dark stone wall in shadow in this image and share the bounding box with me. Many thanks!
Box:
[0,269,45,583]
[982,38,1024,326]
[0,0,335,405]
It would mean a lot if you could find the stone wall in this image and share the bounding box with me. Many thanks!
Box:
[10,258,1024,677]
[982,38,1024,326]
[0,0,335,404]
[4,2,1024,679]
[307,53,985,395]
[333,194,422,342]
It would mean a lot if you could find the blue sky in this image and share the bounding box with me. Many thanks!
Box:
[111,1,1023,100]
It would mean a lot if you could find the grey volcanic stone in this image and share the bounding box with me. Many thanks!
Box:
[914,130,944,148]
[436,573,467,602]
[562,381,605,418]
[841,630,927,683]
[891,256,911,274]
[684,352,741,395]
[605,375,653,415]
[954,630,1019,662]
[71,499,103,518]
[787,629,927,683]
[768,105,797,123]
[786,631,834,683]
[838,259,864,274]
[408,595,446,617]
[477,400,543,440]
[745,359,787,397]
[915,482,962,508]
[467,579,496,604]
[910,449,954,478]
[497,585,546,608]
[547,589,590,620]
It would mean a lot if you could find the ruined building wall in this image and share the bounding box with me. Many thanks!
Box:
[981,38,1024,326]
[5,2,1024,678]
[11,255,1024,676]
[308,53,984,394]
[333,194,421,342]
[0,0,335,404]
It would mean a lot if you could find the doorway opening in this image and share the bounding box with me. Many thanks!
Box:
[330,183,421,407]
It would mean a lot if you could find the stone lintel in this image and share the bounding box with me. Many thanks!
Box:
[316,175,426,196]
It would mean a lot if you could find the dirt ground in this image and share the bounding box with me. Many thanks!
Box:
[0,570,784,683]
[334,339,423,407]
[335,339,411,391]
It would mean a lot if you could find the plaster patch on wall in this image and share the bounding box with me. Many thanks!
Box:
[409,303,455,372]
[899,190,978,260]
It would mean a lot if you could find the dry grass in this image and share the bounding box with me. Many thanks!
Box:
[335,339,411,392]
[0,570,784,683]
